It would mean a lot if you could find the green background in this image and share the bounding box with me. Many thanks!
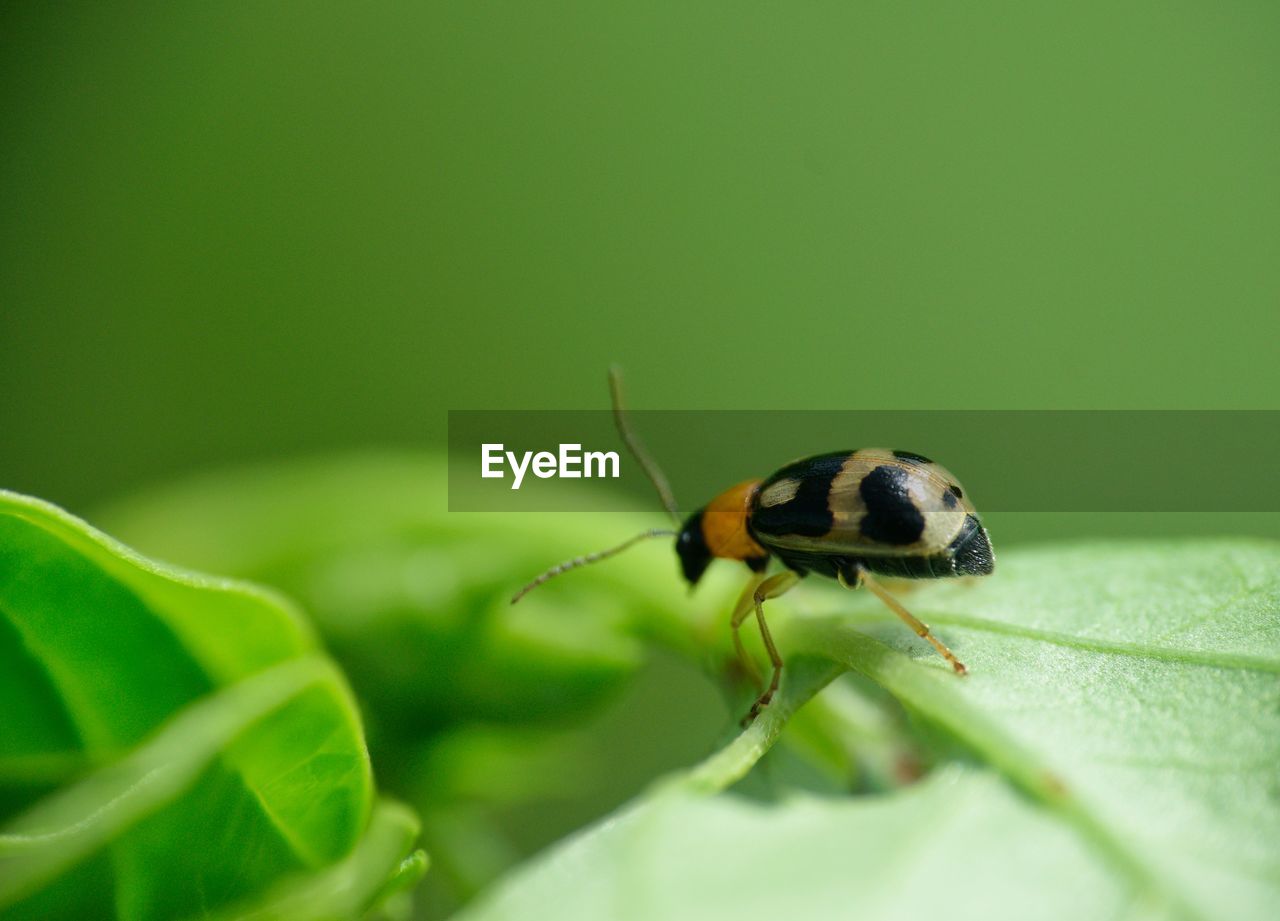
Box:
[3,1,1278,518]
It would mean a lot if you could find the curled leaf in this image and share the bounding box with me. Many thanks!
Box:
[0,490,420,919]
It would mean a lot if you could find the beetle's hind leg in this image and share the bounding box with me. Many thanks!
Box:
[737,571,801,725]
[838,567,968,676]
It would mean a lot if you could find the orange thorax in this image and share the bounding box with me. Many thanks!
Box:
[702,479,767,561]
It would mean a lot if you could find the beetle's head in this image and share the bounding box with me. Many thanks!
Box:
[676,508,713,587]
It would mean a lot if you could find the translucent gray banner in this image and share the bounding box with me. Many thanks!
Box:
[447,410,1280,513]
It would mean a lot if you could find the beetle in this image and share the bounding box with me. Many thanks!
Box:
[513,368,994,724]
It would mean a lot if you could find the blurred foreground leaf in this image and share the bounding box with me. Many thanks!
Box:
[94,454,734,914]
[0,490,422,920]
[455,541,1280,921]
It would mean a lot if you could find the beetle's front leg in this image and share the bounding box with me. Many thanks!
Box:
[742,570,801,725]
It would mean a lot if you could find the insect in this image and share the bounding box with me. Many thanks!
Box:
[513,368,994,724]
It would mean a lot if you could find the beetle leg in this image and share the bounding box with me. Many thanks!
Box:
[743,570,801,725]
[730,573,768,689]
[840,567,968,676]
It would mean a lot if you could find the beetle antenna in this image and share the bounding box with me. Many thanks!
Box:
[511,528,676,604]
[608,365,680,525]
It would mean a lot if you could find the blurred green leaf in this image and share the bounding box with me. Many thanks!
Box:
[196,800,427,921]
[0,490,421,919]
[454,540,1280,921]
[93,454,739,914]
[94,455,708,734]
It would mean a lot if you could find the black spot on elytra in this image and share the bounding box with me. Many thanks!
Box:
[859,465,926,545]
[949,484,963,499]
[892,450,933,465]
[749,453,844,538]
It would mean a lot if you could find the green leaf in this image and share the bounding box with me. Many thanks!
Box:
[454,540,1280,921]
[193,800,427,921]
[0,490,421,919]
